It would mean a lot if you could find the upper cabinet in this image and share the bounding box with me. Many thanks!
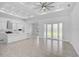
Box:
[0,19,7,30]
[0,17,26,33]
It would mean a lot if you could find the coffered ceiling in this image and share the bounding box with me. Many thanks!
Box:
[0,2,73,19]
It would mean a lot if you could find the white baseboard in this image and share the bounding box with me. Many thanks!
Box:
[39,37,70,42]
[70,41,79,56]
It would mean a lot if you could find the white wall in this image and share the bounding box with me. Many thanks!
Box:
[71,3,79,56]
[35,15,72,42]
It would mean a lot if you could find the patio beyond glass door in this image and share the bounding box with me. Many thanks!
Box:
[44,23,63,40]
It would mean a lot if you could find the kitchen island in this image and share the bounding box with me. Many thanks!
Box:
[0,31,28,43]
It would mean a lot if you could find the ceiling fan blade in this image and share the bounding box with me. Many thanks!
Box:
[43,2,47,5]
[34,3,42,6]
[45,7,51,10]
[35,7,43,12]
[46,6,55,8]
[46,2,55,6]
[40,2,43,5]
[45,6,55,10]
[40,2,47,6]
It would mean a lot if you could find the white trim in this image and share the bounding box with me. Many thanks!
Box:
[39,37,69,42]
[70,41,79,56]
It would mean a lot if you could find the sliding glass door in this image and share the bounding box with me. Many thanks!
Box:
[44,23,63,40]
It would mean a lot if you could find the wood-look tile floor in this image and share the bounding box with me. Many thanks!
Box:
[0,38,78,57]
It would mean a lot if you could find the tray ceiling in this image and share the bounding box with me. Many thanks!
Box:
[0,2,73,19]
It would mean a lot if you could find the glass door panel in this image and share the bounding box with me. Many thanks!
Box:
[43,23,63,40]
[47,24,51,39]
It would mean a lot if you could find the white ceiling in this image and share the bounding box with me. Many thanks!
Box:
[0,2,73,19]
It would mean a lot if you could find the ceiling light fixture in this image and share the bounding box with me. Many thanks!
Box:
[35,2,55,12]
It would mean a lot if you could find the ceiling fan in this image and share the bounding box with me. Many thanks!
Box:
[34,2,55,12]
